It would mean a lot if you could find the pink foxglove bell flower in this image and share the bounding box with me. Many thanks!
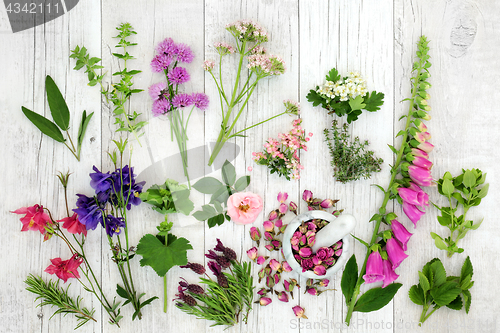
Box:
[277,291,289,302]
[12,204,51,234]
[258,297,272,306]
[402,201,425,228]
[44,254,83,283]
[416,141,434,153]
[58,213,87,236]
[362,250,385,283]
[408,165,433,187]
[390,219,413,251]
[408,182,429,206]
[292,305,308,319]
[277,192,288,203]
[381,259,399,288]
[227,192,263,224]
[412,156,433,170]
[397,187,427,206]
[411,148,429,159]
[247,247,258,261]
[386,238,408,270]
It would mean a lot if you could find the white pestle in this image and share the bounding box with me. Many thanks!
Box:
[311,213,357,253]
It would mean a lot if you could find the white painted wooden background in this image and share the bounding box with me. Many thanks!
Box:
[1,0,499,332]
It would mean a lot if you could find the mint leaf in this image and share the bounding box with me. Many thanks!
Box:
[363,91,384,112]
[460,256,473,282]
[430,259,447,287]
[418,271,430,293]
[462,289,472,313]
[326,68,341,82]
[341,255,358,304]
[136,234,192,277]
[446,294,463,311]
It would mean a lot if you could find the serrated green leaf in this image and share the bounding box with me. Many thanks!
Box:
[326,68,341,82]
[341,255,358,304]
[136,233,192,277]
[431,281,462,307]
[462,289,472,313]
[463,170,476,188]
[346,109,362,123]
[234,176,251,192]
[193,177,224,194]
[306,89,326,107]
[45,75,70,131]
[460,256,473,282]
[221,160,236,186]
[363,91,385,112]
[21,107,65,142]
[353,283,402,312]
[408,285,425,305]
[446,294,463,311]
[348,95,366,111]
[418,271,430,293]
[210,186,231,204]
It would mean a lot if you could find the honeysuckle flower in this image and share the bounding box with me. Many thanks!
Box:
[268,210,278,221]
[44,254,83,283]
[302,190,312,202]
[362,250,385,283]
[282,261,292,272]
[277,192,288,203]
[289,201,298,215]
[227,192,263,224]
[313,265,327,276]
[299,247,312,258]
[269,259,281,271]
[386,238,408,270]
[247,247,258,261]
[12,204,51,234]
[408,165,433,187]
[258,297,272,306]
[279,203,288,214]
[402,201,425,228]
[382,259,400,288]
[292,305,308,319]
[398,187,428,206]
[249,226,261,244]
[263,220,274,232]
[277,291,289,302]
[390,219,413,251]
[256,256,268,265]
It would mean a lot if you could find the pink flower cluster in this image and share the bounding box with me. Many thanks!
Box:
[291,221,343,276]
[225,19,269,43]
[247,54,286,76]
[151,37,194,73]
[253,118,311,180]
[214,42,236,55]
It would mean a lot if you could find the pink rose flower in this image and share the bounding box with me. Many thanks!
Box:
[227,192,263,225]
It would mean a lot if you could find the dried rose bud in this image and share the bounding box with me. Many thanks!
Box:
[306,279,314,287]
[250,227,261,245]
[258,268,266,280]
[302,190,313,202]
[276,291,289,302]
[256,255,268,265]
[247,247,258,261]
[275,219,283,228]
[268,210,279,221]
[269,259,281,271]
[311,198,322,206]
[266,275,275,289]
[279,203,288,214]
[335,249,343,257]
[307,235,316,247]
[320,199,335,208]
[274,272,281,285]
[279,224,287,234]
[265,244,274,252]
[263,220,274,232]
[299,247,312,258]
[264,231,273,241]
[289,201,298,215]
[264,265,272,276]
[313,265,327,276]
[271,240,281,249]
[292,305,308,319]
[258,297,272,306]
[320,279,330,287]
[257,288,267,296]
[282,261,293,272]
[277,192,288,203]
[306,287,318,296]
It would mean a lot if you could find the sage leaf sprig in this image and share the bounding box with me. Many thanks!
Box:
[192,160,251,228]
[409,256,474,325]
[21,75,93,161]
[24,274,96,330]
[432,169,488,257]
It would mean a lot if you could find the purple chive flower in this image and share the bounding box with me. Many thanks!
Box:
[73,194,104,230]
[172,93,193,108]
[277,192,288,203]
[151,54,172,73]
[386,238,408,270]
[192,93,209,111]
[382,259,399,288]
[277,291,289,302]
[313,265,326,276]
[390,219,413,251]
[302,190,313,202]
[167,67,190,85]
[156,37,177,57]
[247,247,258,261]
[362,250,385,283]
[402,201,425,228]
[175,43,195,63]
[148,82,168,101]
[152,99,172,116]
[269,259,281,271]
[104,215,125,237]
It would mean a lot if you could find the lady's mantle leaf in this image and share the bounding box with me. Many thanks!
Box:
[363,91,385,112]
[136,234,192,277]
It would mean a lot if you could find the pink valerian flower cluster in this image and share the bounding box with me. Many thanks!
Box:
[225,19,269,43]
[151,37,194,73]
[247,54,286,76]
[214,42,236,55]
[203,60,216,72]
[253,117,311,181]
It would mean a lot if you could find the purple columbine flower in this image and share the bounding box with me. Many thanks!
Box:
[362,250,385,283]
[382,259,399,288]
[390,219,413,251]
[105,215,126,237]
[386,238,408,270]
[175,43,195,63]
[172,93,193,108]
[402,201,425,228]
[191,93,209,111]
[73,194,104,231]
[167,67,190,85]
[89,166,112,196]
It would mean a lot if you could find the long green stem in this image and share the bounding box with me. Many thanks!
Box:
[163,235,169,313]
[230,111,287,139]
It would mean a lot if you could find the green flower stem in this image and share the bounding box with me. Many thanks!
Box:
[345,51,425,326]
[218,57,228,104]
[419,304,439,325]
[63,142,80,161]
[229,111,288,139]
[224,82,258,136]
[168,110,191,187]
[163,235,169,313]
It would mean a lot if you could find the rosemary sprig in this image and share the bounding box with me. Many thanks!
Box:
[24,274,96,330]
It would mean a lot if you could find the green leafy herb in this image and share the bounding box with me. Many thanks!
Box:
[24,274,96,330]
[306,67,384,123]
[21,76,93,161]
[324,120,383,183]
[192,160,251,227]
[140,179,193,216]
[432,169,488,257]
[409,257,474,326]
